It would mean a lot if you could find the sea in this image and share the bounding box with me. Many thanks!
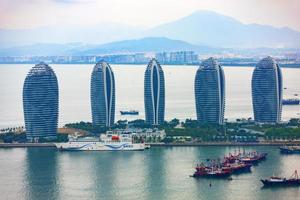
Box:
[1,146,300,200]
[0,64,299,128]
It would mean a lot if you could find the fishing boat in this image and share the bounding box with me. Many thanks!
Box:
[222,161,252,173]
[240,152,267,163]
[279,146,300,154]
[193,164,232,178]
[261,170,300,187]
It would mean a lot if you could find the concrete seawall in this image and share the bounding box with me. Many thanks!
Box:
[1,142,300,148]
[149,142,300,147]
[0,143,56,148]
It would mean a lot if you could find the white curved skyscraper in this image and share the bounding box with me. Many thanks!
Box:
[23,62,59,140]
[144,58,165,125]
[194,57,225,124]
[90,61,115,127]
[252,56,282,123]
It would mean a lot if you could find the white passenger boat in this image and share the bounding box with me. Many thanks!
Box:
[54,133,145,151]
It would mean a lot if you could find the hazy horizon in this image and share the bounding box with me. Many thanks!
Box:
[1,0,300,31]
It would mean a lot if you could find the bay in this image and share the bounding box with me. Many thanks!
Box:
[1,146,300,200]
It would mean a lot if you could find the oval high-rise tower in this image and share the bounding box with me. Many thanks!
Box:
[252,56,282,123]
[23,63,59,140]
[194,57,225,124]
[91,61,115,127]
[144,58,165,125]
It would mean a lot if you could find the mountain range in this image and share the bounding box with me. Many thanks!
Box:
[146,10,300,48]
[0,10,300,56]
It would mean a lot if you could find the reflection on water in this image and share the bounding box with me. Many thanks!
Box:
[1,146,300,200]
[25,148,59,200]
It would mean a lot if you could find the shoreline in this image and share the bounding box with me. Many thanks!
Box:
[0,143,56,148]
[1,141,300,148]
[149,142,300,147]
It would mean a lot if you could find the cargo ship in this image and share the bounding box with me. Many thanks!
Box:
[54,133,145,151]
[282,99,300,105]
[120,110,139,115]
[261,171,300,187]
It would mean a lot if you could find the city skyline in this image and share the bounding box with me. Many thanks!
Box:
[1,1,300,199]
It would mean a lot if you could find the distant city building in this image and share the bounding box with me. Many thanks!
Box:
[194,57,225,124]
[155,51,198,64]
[155,52,170,64]
[144,58,165,125]
[91,61,115,127]
[170,51,198,64]
[23,63,58,140]
[252,56,282,123]
[96,53,148,64]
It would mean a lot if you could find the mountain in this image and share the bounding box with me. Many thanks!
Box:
[0,37,220,56]
[0,23,142,48]
[79,37,217,55]
[146,10,300,48]
[0,43,88,56]
[1,10,300,52]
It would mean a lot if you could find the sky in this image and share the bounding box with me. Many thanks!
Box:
[0,0,300,31]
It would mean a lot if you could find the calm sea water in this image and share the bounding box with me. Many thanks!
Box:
[0,64,300,128]
[1,146,300,200]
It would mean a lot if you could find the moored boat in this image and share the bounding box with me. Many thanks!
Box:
[193,165,232,178]
[222,162,252,173]
[54,133,145,151]
[261,171,300,187]
[279,146,300,154]
[240,152,267,163]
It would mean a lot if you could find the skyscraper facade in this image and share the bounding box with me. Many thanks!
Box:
[91,61,115,127]
[194,57,225,124]
[144,58,165,125]
[252,56,282,123]
[23,63,58,140]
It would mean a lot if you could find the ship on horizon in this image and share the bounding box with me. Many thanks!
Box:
[282,99,300,105]
[120,110,139,115]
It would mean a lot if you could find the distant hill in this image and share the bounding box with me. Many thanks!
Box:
[79,37,217,55]
[0,23,141,48]
[0,37,220,56]
[1,10,300,55]
[147,10,300,48]
[0,43,85,56]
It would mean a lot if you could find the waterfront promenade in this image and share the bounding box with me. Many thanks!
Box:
[1,141,300,148]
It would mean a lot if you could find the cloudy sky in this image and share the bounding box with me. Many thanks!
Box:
[0,0,300,31]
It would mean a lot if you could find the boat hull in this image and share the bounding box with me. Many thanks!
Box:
[54,142,145,151]
[261,179,300,187]
[193,172,231,178]
[280,147,300,154]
